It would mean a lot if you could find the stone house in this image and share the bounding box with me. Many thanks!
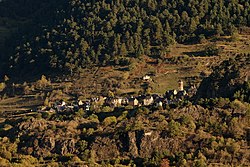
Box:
[112,97,123,107]
[128,97,139,106]
[143,75,151,81]
[176,90,188,99]
[165,89,178,99]
[154,98,163,107]
[142,95,154,106]
[105,97,123,107]
[121,97,129,106]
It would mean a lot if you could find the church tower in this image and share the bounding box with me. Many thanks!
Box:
[178,80,184,91]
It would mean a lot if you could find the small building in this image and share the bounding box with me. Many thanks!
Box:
[56,105,66,112]
[78,100,84,106]
[91,96,106,106]
[165,90,178,99]
[85,104,90,111]
[187,85,197,97]
[112,97,123,107]
[105,97,122,107]
[104,97,112,106]
[142,95,154,106]
[177,90,187,99]
[49,108,56,113]
[83,101,91,111]
[178,80,184,91]
[128,97,139,106]
[143,75,151,81]
[151,94,163,100]
[154,97,163,107]
[122,97,129,106]
[60,100,66,106]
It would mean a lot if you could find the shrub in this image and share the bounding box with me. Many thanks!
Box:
[137,107,150,115]
[230,32,239,42]
[160,158,170,167]
[0,82,6,92]
[41,112,51,119]
[168,120,181,137]
[132,120,144,130]
[0,150,12,160]
[75,108,85,117]
[0,158,10,166]
[198,34,206,43]
[102,106,113,113]
[203,44,221,56]
[35,75,51,89]
[230,99,249,112]
[103,116,117,126]
[117,111,128,121]
[77,140,88,152]
[88,114,99,123]
[86,128,95,136]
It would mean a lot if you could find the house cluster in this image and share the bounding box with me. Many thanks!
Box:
[39,80,197,113]
[104,80,197,107]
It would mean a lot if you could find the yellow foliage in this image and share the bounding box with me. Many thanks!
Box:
[0,82,6,91]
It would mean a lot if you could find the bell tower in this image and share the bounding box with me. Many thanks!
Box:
[178,80,184,91]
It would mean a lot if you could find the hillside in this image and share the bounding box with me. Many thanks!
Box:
[0,0,249,76]
[0,0,66,75]
[196,53,250,101]
[0,39,249,166]
[0,0,249,166]
[0,80,249,166]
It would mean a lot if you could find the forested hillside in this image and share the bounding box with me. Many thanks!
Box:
[0,1,250,166]
[1,0,250,75]
[0,0,66,76]
[196,53,250,102]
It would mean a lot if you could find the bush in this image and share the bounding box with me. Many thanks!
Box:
[88,114,99,123]
[0,82,6,92]
[35,75,51,89]
[203,44,221,56]
[0,158,10,166]
[102,106,113,113]
[103,116,117,126]
[198,34,206,43]
[230,32,239,42]
[77,140,88,152]
[168,120,181,137]
[0,150,12,160]
[41,112,51,119]
[137,107,150,115]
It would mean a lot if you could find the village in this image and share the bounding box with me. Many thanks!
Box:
[38,79,197,113]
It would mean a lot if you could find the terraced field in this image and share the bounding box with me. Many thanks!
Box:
[0,95,43,121]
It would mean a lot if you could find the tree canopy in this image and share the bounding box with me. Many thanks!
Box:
[2,0,250,74]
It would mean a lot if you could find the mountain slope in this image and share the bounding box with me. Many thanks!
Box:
[196,54,250,102]
[2,0,250,76]
[0,0,67,76]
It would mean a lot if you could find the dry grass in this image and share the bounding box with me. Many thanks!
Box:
[0,96,43,112]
